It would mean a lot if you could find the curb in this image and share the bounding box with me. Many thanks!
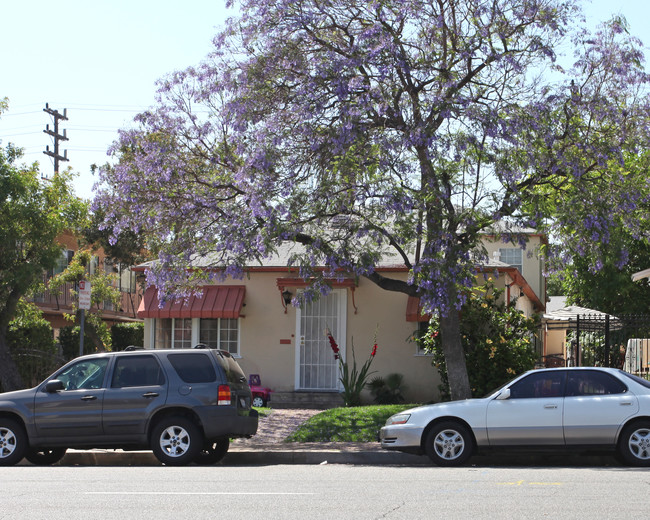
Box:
[43,447,428,467]
[19,447,619,467]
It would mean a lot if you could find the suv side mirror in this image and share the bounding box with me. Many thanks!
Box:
[45,380,65,393]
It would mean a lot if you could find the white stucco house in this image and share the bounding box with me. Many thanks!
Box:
[134,233,547,404]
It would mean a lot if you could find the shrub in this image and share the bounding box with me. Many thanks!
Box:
[7,300,62,388]
[111,322,144,351]
[421,280,539,399]
[58,325,97,360]
[368,373,407,404]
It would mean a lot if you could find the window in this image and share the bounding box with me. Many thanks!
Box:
[111,355,165,388]
[499,248,523,273]
[56,358,109,390]
[53,249,75,276]
[509,371,565,399]
[200,318,240,355]
[155,319,172,349]
[566,371,627,396]
[174,318,192,349]
[168,353,217,383]
[415,321,433,356]
[153,317,240,353]
[154,318,192,349]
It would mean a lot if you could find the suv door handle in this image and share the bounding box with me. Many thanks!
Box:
[142,392,159,398]
[81,395,97,401]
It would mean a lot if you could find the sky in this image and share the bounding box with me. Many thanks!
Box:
[1,0,649,200]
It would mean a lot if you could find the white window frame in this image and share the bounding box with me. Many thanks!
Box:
[152,317,240,355]
[499,248,523,273]
[199,317,241,357]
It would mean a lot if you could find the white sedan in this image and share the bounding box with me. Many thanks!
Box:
[379,367,650,466]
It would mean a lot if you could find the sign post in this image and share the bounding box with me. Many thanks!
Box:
[78,281,91,357]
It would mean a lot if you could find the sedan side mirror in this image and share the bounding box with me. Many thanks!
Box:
[496,388,511,400]
[45,380,65,393]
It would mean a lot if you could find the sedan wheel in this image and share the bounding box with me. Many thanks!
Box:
[0,419,27,466]
[151,417,203,466]
[619,422,650,467]
[24,448,67,466]
[424,421,474,467]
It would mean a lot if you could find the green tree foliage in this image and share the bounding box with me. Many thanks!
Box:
[422,281,540,400]
[57,326,97,360]
[0,144,85,391]
[545,153,650,315]
[48,249,121,352]
[95,2,650,400]
[6,300,60,389]
[110,322,144,351]
[82,205,149,269]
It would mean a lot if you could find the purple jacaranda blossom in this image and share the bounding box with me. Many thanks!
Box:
[94,0,650,400]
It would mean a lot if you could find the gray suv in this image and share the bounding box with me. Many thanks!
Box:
[0,348,258,466]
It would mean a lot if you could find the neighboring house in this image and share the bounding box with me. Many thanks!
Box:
[30,230,143,337]
[135,233,547,403]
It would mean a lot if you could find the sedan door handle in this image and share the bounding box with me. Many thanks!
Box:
[81,395,97,401]
[620,402,633,406]
[142,392,159,398]
[544,404,558,409]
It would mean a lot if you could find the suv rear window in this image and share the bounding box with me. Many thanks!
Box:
[168,353,217,383]
[214,351,246,385]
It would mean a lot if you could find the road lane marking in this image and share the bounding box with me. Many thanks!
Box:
[85,492,316,496]
[496,480,562,486]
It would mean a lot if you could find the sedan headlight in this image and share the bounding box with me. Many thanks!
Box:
[385,413,411,425]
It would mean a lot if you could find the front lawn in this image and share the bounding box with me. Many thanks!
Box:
[284,404,418,442]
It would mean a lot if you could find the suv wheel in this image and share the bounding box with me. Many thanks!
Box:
[194,438,230,465]
[0,418,27,466]
[151,417,203,466]
[24,448,67,466]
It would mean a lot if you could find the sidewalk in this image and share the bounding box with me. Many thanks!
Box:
[22,408,621,467]
[57,442,428,466]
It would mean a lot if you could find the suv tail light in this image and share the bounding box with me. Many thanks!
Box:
[217,385,231,405]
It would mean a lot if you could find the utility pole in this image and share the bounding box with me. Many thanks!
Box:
[43,103,69,176]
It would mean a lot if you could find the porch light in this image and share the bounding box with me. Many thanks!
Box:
[281,289,293,313]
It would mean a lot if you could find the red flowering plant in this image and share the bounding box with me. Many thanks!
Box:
[326,329,378,407]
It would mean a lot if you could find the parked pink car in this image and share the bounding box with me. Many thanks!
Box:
[248,374,272,407]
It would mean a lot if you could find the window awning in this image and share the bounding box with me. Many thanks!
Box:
[406,296,431,322]
[137,286,246,319]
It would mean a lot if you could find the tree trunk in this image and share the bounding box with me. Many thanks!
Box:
[439,308,472,401]
[0,329,25,392]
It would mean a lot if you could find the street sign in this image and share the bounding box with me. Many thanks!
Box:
[78,280,91,310]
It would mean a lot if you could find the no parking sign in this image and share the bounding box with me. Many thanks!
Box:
[78,280,91,310]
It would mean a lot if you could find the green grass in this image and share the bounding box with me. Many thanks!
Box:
[284,404,419,442]
[253,406,273,417]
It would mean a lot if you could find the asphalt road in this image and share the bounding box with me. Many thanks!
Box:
[3,463,648,520]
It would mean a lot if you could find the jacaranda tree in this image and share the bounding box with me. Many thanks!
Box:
[95,0,650,400]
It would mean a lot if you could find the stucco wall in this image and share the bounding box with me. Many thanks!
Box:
[143,273,442,403]
[141,265,545,403]
[232,272,441,403]
[482,235,546,304]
